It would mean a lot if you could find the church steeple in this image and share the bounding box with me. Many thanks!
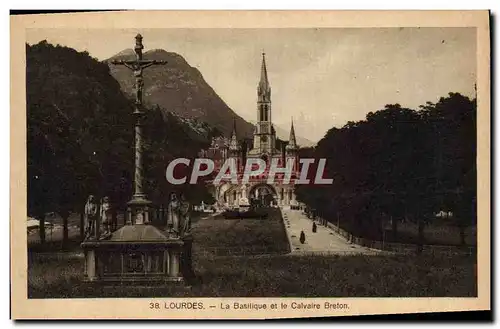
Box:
[258,52,271,103]
[286,119,298,152]
[251,52,275,156]
[231,117,237,137]
[229,118,240,154]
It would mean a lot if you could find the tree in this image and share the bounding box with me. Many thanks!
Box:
[27,41,134,244]
[419,93,477,245]
[295,92,476,247]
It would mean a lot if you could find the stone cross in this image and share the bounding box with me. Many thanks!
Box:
[111,34,167,216]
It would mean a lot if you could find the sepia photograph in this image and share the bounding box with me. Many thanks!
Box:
[10,10,490,319]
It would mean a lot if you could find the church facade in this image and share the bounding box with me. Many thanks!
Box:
[199,54,299,208]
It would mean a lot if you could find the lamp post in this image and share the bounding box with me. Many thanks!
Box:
[111,34,167,224]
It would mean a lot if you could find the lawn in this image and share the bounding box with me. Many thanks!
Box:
[27,207,477,298]
[191,208,290,256]
[27,252,476,298]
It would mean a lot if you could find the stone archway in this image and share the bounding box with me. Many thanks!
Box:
[249,183,277,207]
[215,183,231,207]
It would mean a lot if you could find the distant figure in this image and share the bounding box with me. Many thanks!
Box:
[167,192,180,236]
[84,195,98,239]
[312,222,317,233]
[100,196,112,236]
[179,193,192,237]
[300,230,306,244]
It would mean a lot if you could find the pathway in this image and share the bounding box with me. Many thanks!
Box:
[281,208,380,255]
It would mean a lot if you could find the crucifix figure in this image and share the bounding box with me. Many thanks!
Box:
[110,34,167,223]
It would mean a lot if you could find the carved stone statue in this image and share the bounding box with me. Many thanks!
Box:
[167,192,180,237]
[179,193,191,237]
[100,196,112,236]
[240,183,248,200]
[84,194,98,239]
[136,210,144,225]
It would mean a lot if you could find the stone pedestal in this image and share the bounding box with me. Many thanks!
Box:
[84,250,97,282]
[81,224,193,284]
[169,250,180,278]
[180,235,194,278]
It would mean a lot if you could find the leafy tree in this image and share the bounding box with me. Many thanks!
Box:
[419,93,477,245]
[295,92,476,247]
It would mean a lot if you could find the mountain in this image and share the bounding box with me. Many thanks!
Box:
[107,49,254,139]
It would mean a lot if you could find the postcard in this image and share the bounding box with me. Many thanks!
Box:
[10,10,490,319]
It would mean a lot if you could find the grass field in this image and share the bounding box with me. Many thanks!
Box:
[28,252,476,298]
[27,208,477,298]
[191,208,290,256]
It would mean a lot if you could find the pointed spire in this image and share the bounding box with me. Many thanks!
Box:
[231,117,237,137]
[260,52,269,88]
[258,52,271,101]
[229,117,239,152]
[286,118,297,151]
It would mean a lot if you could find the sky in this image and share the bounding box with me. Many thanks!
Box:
[26,28,476,142]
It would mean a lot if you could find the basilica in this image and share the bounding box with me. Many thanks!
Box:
[199,53,299,208]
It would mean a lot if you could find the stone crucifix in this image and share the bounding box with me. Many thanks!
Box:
[110,34,167,207]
